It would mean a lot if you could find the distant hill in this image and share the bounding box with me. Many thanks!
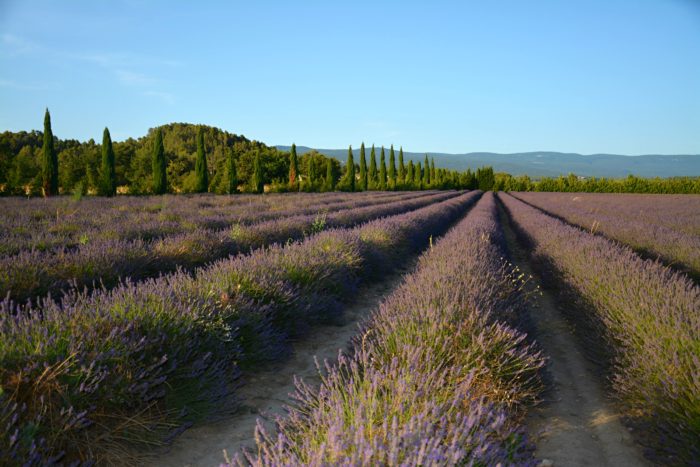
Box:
[276,146,700,178]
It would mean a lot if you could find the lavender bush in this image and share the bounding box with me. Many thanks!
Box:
[512,191,700,279]
[0,191,456,303]
[0,191,480,465]
[499,192,700,463]
[234,193,544,466]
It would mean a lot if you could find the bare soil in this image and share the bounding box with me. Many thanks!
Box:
[145,263,414,467]
[499,205,649,467]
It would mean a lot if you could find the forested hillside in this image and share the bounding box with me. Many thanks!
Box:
[0,123,326,194]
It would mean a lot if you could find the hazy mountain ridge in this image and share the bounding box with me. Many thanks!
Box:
[276,146,700,178]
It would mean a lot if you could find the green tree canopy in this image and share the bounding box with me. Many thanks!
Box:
[407,160,415,185]
[98,127,116,196]
[226,147,238,194]
[423,154,430,186]
[379,146,387,190]
[388,145,396,189]
[289,143,299,189]
[325,158,335,191]
[151,128,167,194]
[359,142,368,191]
[194,126,209,193]
[369,144,377,188]
[344,145,355,191]
[252,151,264,193]
[41,108,59,196]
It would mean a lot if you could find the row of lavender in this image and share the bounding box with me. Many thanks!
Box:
[232,193,544,465]
[1,191,457,303]
[0,191,481,465]
[499,192,700,463]
[0,191,413,256]
[512,191,700,279]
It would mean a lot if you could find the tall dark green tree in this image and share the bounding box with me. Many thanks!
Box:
[194,126,209,193]
[407,160,415,186]
[464,169,476,190]
[308,157,316,189]
[152,128,167,194]
[417,161,423,189]
[388,145,396,189]
[226,147,238,194]
[289,143,299,189]
[98,127,116,196]
[430,158,436,186]
[398,147,406,185]
[379,146,387,190]
[368,144,377,188]
[476,166,495,191]
[252,151,264,193]
[423,154,430,186]
[325,158,335,191]
[41,108,59,196]
[359,142,368,191]
[344,145,355,191]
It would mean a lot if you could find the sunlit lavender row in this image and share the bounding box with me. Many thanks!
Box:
[512,191,700,279]
[0,191,480,465]
[0,190,457,303]
[232,193,544,465]
[0,191,414,256]
[499,192,700,463]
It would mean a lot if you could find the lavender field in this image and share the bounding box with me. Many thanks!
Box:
[1,190,698,466]
[3,0,700,464]
[512,192,700,279]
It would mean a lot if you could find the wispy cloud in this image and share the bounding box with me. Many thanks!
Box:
[116,69,157,86]
[143,90,175,105]
[1,33,40,56]
[68,51,182,70]
[362,120,402,140]
[2,34,178,101]
[0,79,48,91]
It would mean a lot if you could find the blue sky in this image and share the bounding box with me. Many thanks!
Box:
[1,0,699,154]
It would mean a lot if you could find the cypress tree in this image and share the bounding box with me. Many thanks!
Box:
[98,127,116,196]
[398,147,406,185]
[345,145,355,191]
[379,146,387,190]
[226,147,238,194]
[477,166,495,191]
[417,161,423,189]
[41,108,59,196]
[430,158,436,186]
[152,128,167,194]
[325,158,334,191]
[359,142,368,191]
[465,169,475,190]
[368,144,377,188]
[289,143,299,189]
[308,158,316,190]
[388,145,396,189]
[407,160,415,187]
[423,154,430,186]
[194,126,208,193]
[252,151,264,193]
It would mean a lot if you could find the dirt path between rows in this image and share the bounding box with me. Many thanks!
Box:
[145,262,415,467]
[499,204,649,467]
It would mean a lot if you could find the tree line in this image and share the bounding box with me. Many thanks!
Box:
[1,110,697,196]
[493,172,700,194]
[329,142,495,192]
[0,110,495,196]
